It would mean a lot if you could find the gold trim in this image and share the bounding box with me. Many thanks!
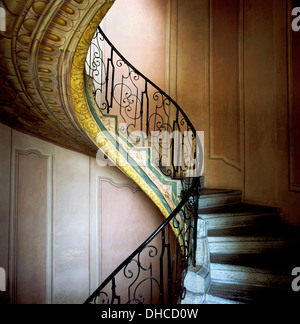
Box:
[0,0,101,156]
[70,1,172,220]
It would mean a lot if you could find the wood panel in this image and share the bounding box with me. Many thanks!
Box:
[0,124,11,303]
[53,147,90,304]
[12,150,50,304]
[289,0,300,191]
[99,178,165,303]
[210,0,242,168]
[244,0,277,204]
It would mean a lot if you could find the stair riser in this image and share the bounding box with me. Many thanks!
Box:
[208,238,297,255]
[203,213,280,230]
[206,281,296,304]
[210,265,291,288]
[199,192,242,209]
[205,294,245,304]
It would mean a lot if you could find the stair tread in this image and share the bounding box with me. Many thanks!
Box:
[211,262,292,275]
[200,188,241,196]
[198,188,242,208]
[208,222,300,237]
[205,294,245,304]
[210,253,300,272]
[199,204,281,231]
[197,188,300,304]
[210,263,294,288]
[207,224,300,256]
[208,280,300,304]
[208,234,300,242]
[199,203,279,216]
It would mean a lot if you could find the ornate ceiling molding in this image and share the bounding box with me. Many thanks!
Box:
[70,3,173,221]
[0,0,174,221]
[0,0,115,156]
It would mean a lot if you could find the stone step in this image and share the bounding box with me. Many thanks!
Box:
[210,253,300,273]
[207,280,300,304]
[207,222,300,238]
[195,187,300,304]
[198,189,242,209]
[205,294,245,304]
[208,235,300,255]
[205,219,300,304]
[199,203,280,230]
[207,223,300,253]
[210,263,292,288]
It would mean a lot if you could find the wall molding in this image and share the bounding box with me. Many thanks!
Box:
[166,0,178,101]
[208,0,244,171]
[288,0,300,192]
[100,177,142,194]
[98,176,141,285]
[9,147,53,304]
[89,173,141,294]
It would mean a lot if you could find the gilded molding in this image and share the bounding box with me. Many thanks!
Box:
[70,1,173,220]
[0,0,105,156]
[0,0,179,224]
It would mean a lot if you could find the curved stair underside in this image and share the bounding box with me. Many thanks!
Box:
[0,0,115,156]
[0,0,189,219]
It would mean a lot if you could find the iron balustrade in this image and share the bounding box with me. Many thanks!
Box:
[84,177,200,304]
[85,27,203,180]
[84,27,202,304]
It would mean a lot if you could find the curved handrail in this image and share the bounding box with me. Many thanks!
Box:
[86,27,203,181]
[84,176,200,304]
[84,26,202,304]
[96,26,196,134]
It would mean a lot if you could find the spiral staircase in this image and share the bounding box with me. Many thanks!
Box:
[81,25,203,304]
[79,15,300,305]
[1,0,300,305]
[81,21,300,307]
[0,0,203,305]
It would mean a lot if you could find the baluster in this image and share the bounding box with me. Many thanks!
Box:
[84,26,201,306]
[159,227,165,304]
[111,277,120,304]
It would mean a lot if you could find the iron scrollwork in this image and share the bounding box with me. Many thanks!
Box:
[84,27,201,305]
[85,27,202,180]
[84,178,200,305]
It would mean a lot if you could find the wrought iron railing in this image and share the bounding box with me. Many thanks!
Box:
[84,177,200,304]
[85,27,203,180]
[84,27,202,304]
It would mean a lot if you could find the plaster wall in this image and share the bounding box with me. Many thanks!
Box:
[0,123,165,304]
[106,0,300,224]
[101,0,168,92]
[105,0,300,224]
[172,0,300,225]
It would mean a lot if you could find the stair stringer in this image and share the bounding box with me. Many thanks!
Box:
[70,5,182,221]
[85,72,182,206]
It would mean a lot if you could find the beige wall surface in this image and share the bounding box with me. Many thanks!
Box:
[101,0,300,224]
[0,123,165,304]
[101,0,168,92]
[166,0,300,225]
